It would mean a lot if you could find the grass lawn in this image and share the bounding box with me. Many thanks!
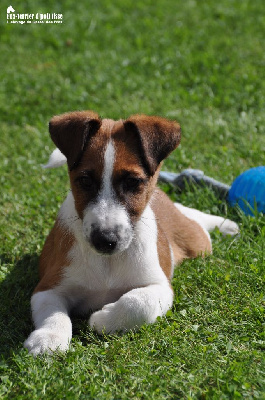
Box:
[0,0,265,398]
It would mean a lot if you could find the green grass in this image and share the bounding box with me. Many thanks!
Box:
[0,0,265,398]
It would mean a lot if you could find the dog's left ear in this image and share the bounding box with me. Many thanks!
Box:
[124,115,181,176]
[49,111,101,170]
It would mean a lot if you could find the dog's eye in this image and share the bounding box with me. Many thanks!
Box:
[122,177,142,192]
[78,176,94,190]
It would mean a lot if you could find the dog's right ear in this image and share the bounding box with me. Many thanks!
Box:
[49,111,101,170]
[124,115,181,176]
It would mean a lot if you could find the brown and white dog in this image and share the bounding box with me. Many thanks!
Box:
[24,111,239,355]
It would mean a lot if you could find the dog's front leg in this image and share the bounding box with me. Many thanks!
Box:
[89,283,173,334]
[24,289,72,356]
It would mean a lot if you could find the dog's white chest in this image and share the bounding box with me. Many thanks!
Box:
[56,202,168,313]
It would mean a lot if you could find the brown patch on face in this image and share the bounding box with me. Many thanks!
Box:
[34,220,74,293]
[69,130,107,219]
[111,123,159,223]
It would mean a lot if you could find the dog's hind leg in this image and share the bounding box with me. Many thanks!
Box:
[174,203,239,236]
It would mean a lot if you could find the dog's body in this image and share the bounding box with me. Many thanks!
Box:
[24,111,238,355]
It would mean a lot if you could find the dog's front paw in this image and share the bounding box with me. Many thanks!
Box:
[89,286,172,335]
[24,329,70,356]
[219,219,239,236]
[89,303,117,334]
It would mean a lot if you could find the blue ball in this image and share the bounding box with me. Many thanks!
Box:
[228,166,265,215]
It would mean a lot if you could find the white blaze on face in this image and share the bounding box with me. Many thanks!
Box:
[82,140,133,254]
[101,140,115,200]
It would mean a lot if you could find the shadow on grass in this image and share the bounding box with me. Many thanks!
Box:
[0,253,39,357]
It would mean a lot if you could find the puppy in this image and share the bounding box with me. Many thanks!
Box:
[24,111,238,355]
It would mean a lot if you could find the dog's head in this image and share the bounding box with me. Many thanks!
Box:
[49,111,181,255]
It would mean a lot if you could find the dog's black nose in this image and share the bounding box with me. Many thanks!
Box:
[90,229,118,254]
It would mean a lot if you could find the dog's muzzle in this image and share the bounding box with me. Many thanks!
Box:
[82,200,134,255]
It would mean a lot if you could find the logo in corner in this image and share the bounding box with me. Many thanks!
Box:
[6,5,63,24]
